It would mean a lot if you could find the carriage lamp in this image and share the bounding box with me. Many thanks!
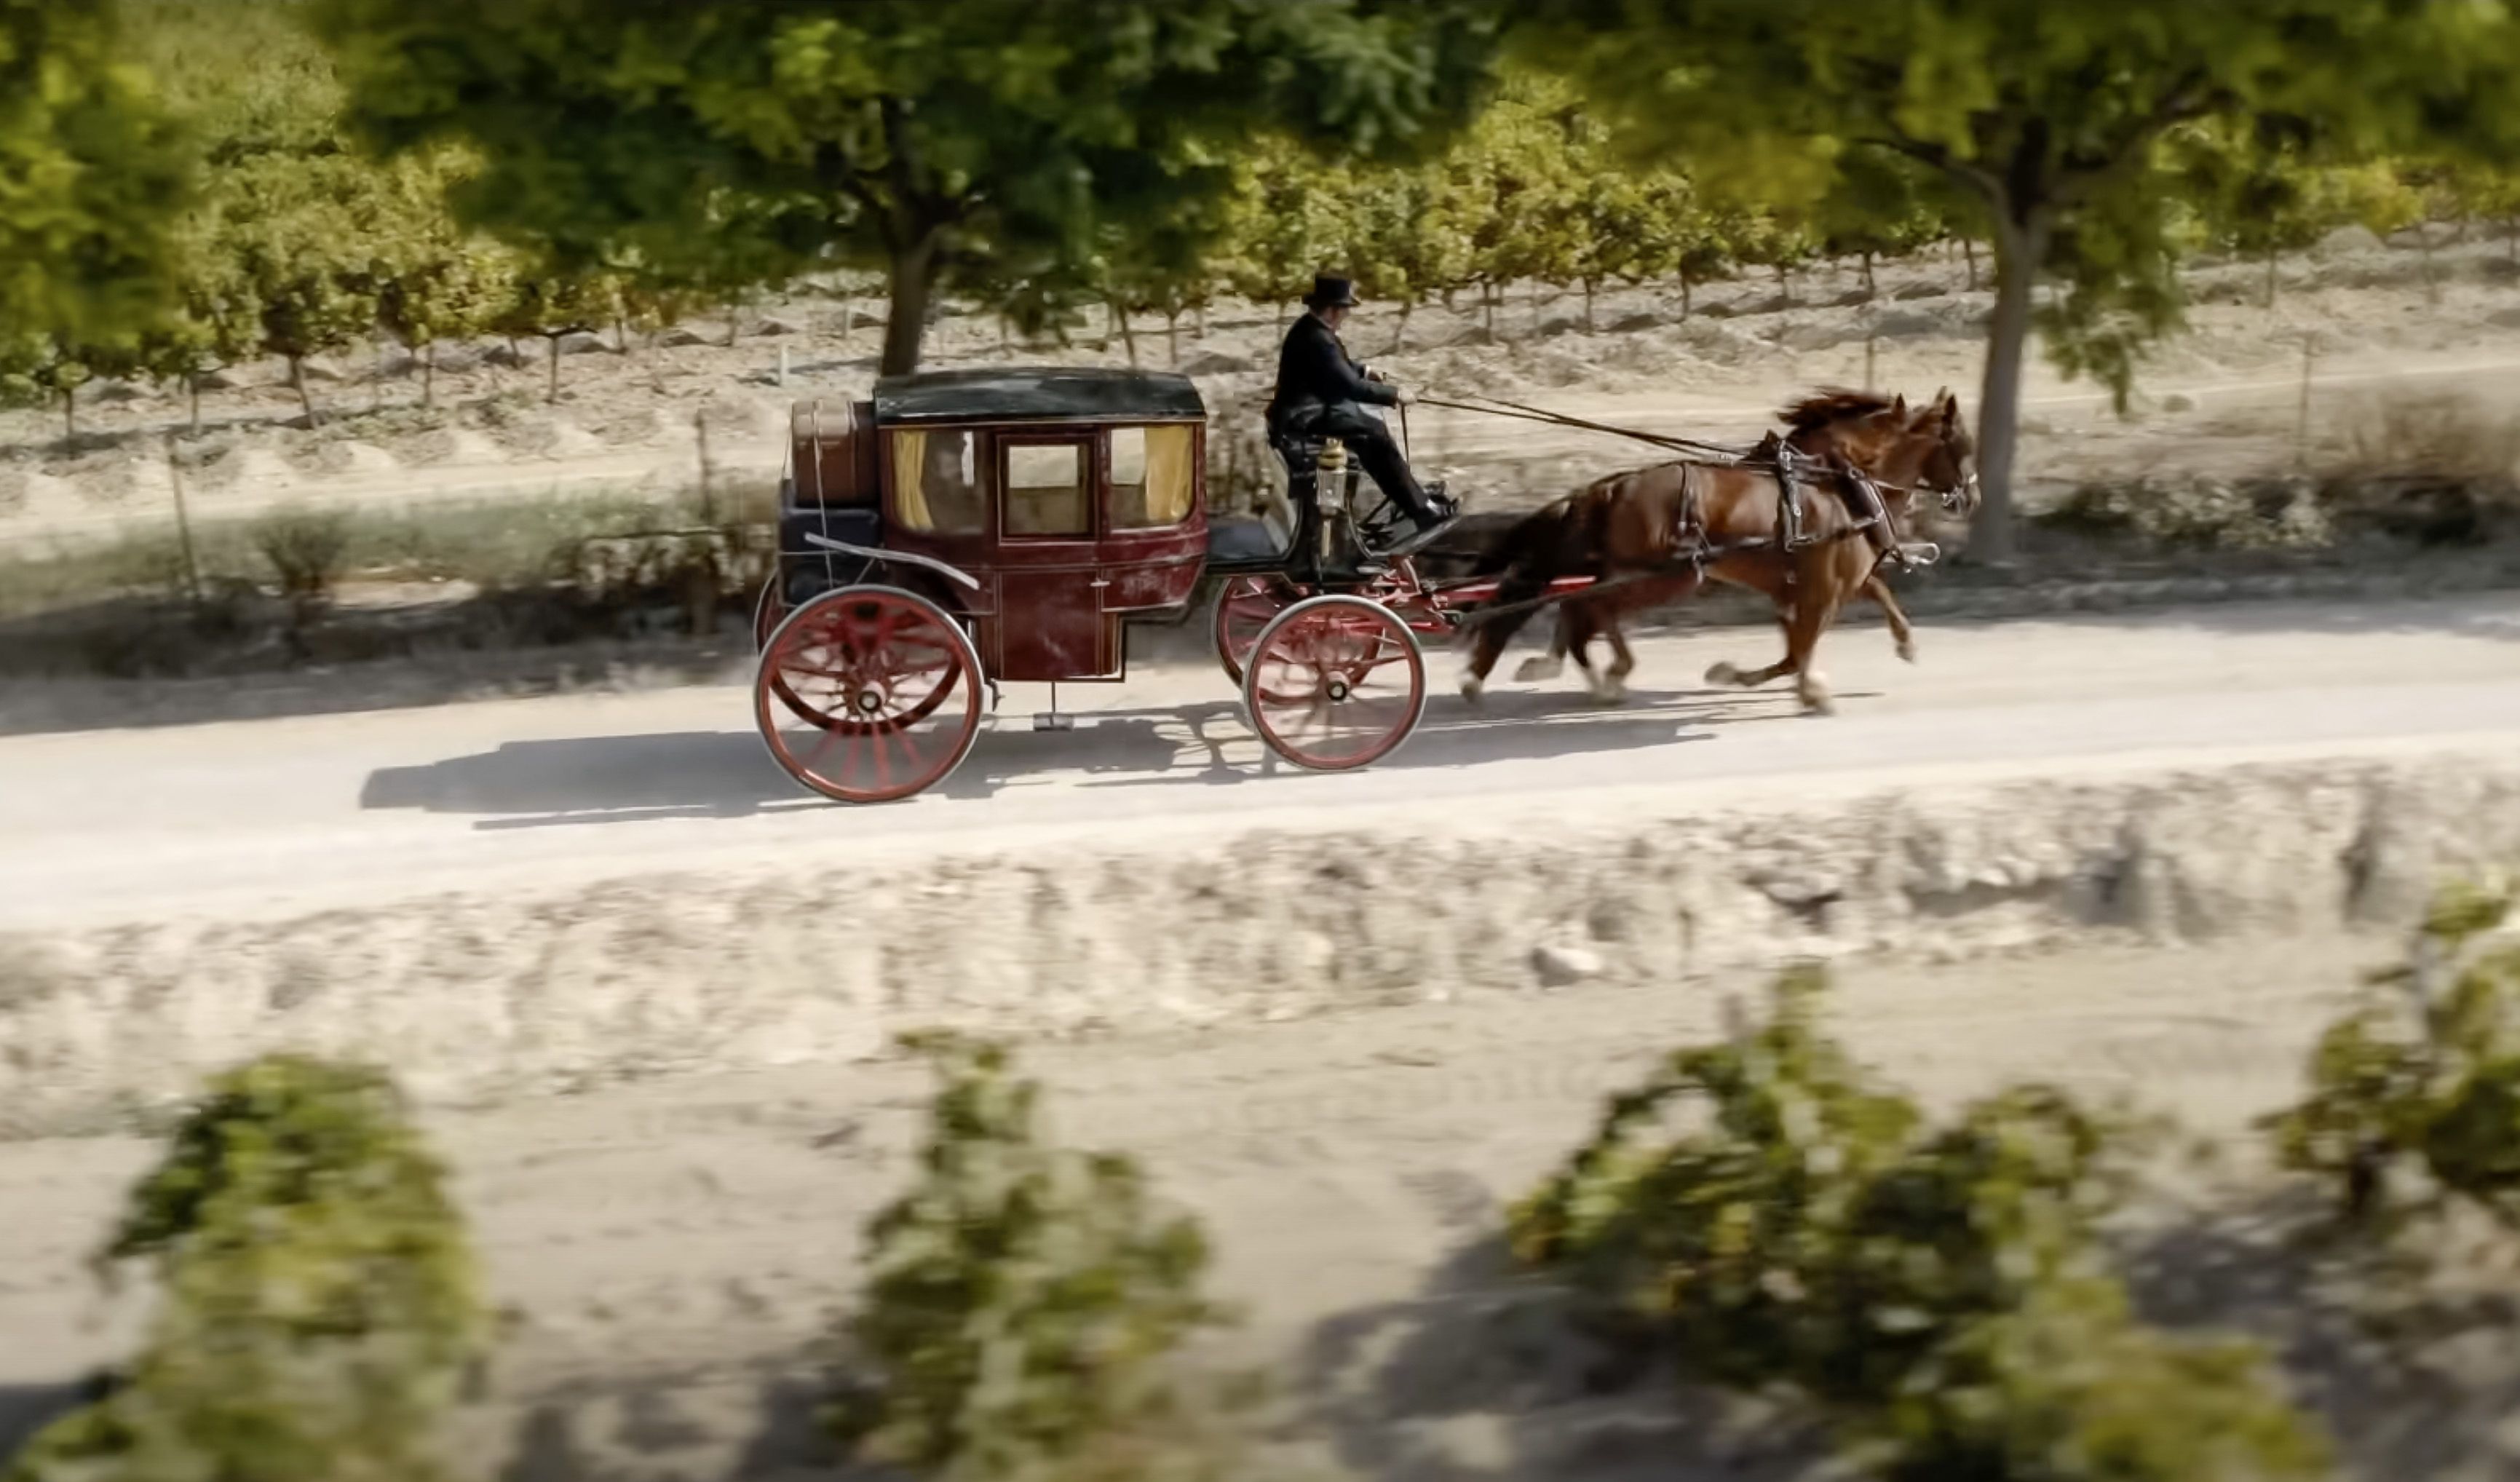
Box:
[1315,438,1348,562]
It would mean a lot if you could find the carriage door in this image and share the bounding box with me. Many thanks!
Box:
[991,435,1117,681]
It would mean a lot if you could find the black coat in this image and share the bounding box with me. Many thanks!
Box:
[1266,312,1395,432]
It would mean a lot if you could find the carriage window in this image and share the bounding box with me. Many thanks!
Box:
[891,429,984,534]
[1109,424,1194,529]
[1004,442,1090,537]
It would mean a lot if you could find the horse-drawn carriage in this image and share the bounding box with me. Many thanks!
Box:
[752,365,1973,804]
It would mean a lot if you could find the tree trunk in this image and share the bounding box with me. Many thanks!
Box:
[2265,249,2280,310]
[998,316,1010,355]
[290,354,317,425]
[1194,304,1208,339]
[1482,283,1495,336]
[1971,217,2046,565]
[2418,227,2441,306]
[60,384,74,441]
[1165,307,1180,366]
[1962,237,1980,292]
[547,334,564,402]
[1392,299,1412,355]
[187,371,202,435]
[1861,250,1877,297]
[1582,278,1596,333]
[1110,300,1139,366]
[1679,269,1693,320]
[422,343,437,407]
[1774,263,1791,302]
[880,239,938,376]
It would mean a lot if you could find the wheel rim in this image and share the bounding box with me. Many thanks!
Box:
[1243,596,1425,772]
[756,587,984,804]
[752,579,785,651]
[1214,575,1315,702]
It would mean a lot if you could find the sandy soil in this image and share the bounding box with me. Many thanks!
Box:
[4,934,2513,1482]
[7,226,2520,550]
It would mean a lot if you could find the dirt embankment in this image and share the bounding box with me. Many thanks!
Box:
[6,740,2516,1138]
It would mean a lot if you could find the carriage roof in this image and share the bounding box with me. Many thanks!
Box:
[871,367,1205,427]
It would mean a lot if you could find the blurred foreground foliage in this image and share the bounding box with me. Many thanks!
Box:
[2265,872,2520,1235]
[829,1031,1254,1482]
[5,1054,487,1482]
[1507,964,2328,1481]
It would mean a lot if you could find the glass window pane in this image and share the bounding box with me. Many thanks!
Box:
[1110,424,1194,529]
[1005,443,1088,536]
[891,429,983,534]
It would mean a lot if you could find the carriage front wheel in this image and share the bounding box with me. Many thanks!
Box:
[755,585,986,804]
[1242,595,1427,772]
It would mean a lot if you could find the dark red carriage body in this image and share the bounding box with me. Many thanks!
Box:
[779,368,1209,683]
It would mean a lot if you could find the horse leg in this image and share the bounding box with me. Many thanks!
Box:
[1786,571,1851,716]
[1602,619,1636,702]
[1702,561,1799,689]
[1513,604,1571,684]
[1561,603,1620,704]
[1868,574,1917,663]
[1461,595,1540,702]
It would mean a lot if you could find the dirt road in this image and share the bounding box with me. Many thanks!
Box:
[4,934,2512,1482]
[4,593,2518,931]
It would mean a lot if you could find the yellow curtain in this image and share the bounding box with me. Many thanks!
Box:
[1141,424,1194,526]
[892,429,933,531]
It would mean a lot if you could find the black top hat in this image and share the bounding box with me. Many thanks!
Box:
[1303,273,1360,309]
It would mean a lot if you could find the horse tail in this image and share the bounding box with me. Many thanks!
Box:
[1469,494,1593,651]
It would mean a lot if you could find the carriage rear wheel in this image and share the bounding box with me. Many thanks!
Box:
[1242,595,1426,772]
[756,585,986,804]
[1213,574,1314,695]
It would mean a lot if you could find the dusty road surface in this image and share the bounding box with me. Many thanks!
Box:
[4,593,2519,931]
[4,935,2515,1482]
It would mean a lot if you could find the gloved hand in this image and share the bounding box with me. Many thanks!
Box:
[1392,385,1414,406]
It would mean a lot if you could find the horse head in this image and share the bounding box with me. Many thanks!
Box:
[1778,388,1978,518]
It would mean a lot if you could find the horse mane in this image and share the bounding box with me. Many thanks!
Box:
[1777,388,1901,432]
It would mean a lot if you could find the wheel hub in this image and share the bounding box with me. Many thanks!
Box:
[1325,676,1352,703]
[853,686,887,716]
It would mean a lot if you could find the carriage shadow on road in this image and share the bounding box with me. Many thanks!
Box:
[354,686,1800,828]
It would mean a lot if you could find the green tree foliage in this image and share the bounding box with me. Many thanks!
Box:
[0,0,194,357]
[1518,0,2520,561]
[831,1031,1247,1482]
[6,1054,488,1482]
[373,151,518,406]
[309,0,1504,376]
[1510,967,2325,1482]
[491,261,619,404]
[2263,873,2520,1235]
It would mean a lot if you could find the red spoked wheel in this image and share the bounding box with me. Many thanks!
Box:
[1242,595,1427,772]
[756,585,986,804]
[752,578,786,651]
[1213,574,1312,694]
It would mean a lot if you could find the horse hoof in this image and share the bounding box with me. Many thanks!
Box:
[1896,640,1917,665]
[1459,673,1485,703]
[1705,661,1743,687]
[1513,655,1564,683]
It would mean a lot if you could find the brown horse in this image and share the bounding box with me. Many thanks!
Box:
[1457,389,1979,714]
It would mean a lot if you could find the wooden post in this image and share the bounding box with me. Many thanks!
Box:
[695,408,715,525]
[2295,333,2318,469]
[165,433,202,609]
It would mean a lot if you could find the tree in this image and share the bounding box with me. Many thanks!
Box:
[1216,136,1360,329]
[0,0,194,362]
[1517,0,2520,561]
[310,0,1504,376]
[373,153,518,406]
[490,261,619,404]
[215,151,387,424]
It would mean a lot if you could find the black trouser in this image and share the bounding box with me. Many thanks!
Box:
[1279,402,1441,523]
